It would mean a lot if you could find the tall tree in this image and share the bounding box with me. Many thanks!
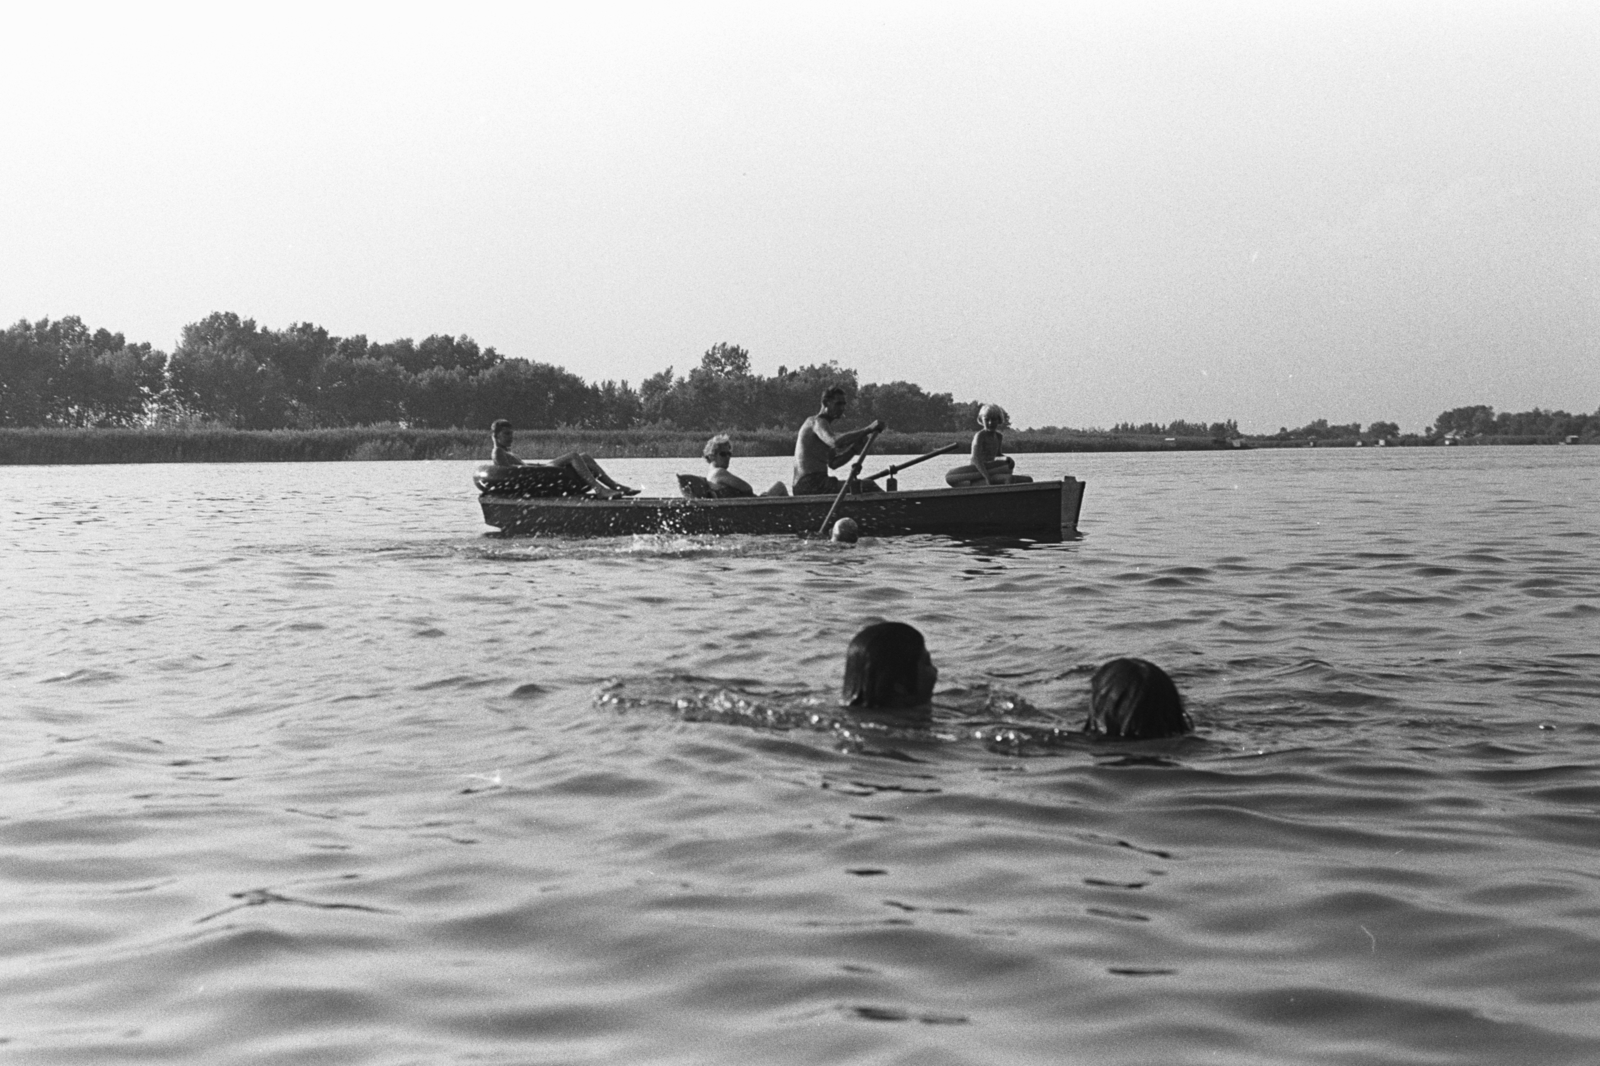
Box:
[699,342,750,378]
[0,316,164,427]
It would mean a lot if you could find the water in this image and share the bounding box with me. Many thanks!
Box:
[3,447,1597,1065]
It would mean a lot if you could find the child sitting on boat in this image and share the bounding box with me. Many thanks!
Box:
[490,419,638,499]
[703,434,788,498]
[945,404,1033,487]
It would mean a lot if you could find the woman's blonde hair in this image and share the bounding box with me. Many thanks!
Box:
[702,433,733,462]
[978,404,1008,428]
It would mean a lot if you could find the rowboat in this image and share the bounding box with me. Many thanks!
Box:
[475,465,1086,540]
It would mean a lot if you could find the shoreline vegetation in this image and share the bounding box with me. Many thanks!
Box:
[1,425,1591,466]
[4,313,1596,464]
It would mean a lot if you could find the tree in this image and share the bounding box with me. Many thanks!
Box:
[472,358,594,430]
[373,334,500,376]
[312,354,410,426]
[0,316,165,427]
[587,379,642,428]
[58,334,165,426]
[1283,418,1361,440]
[748,362,858,430]
[271,321,337,400]
[167,345,291,429]
[638,366,679,426]
[854,381,968,432]
[699,342,750,379]
[1433,405,1496,437]
[405,365,477,429]
[167,313,294,428]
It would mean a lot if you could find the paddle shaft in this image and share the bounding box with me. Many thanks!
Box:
[816,430,881,535]
[862,442,963,482]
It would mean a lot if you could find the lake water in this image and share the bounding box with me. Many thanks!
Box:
[3,446,1598,1065]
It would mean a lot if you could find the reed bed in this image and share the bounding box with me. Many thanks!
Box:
[1,425,1310,465]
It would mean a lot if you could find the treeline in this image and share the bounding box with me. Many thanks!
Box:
[1260,407,1599,444]
[0,315,980,433]
[0,426,792,465]
[1427,404,1598,441]
[1104,419,1242,438]
[5,314,1594,444]
[1267,419,1399,442]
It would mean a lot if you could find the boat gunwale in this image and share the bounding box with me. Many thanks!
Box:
[476,477,1085,539]
[477,478,1076,508]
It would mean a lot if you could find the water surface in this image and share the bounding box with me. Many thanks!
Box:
[3,447,1598,1064]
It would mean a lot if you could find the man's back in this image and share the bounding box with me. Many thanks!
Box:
[792,414,832,484]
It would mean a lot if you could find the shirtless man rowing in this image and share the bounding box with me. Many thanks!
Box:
[791,386,886,495]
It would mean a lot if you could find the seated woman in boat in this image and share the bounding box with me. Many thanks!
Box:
[490,419,638,499]
[703,434,789,498]
[1084,658,1192,739]
[842,621,938,713]
[945,403,1033,487]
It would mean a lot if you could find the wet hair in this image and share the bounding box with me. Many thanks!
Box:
[1085,658,1191,739]
[821,385,848,405]
[702,433,733,462]
[843,622,931,710]
[978,403,1008,428]
[491,418,512,434]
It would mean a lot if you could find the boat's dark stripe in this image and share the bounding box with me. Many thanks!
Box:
[478,479,1084,540]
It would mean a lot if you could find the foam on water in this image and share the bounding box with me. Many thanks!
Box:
[2,449,1598,1064]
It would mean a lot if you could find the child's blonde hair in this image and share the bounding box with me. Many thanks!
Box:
[978,404,1008,428]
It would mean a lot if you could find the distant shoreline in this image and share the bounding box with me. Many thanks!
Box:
[0,426,1589,465]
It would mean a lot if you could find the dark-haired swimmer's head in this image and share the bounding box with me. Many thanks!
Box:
[843,622,937,711]
[1086,658,1191,739]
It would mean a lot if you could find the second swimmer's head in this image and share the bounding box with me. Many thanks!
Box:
[842,622,938,711]
[1085,658,1192,740]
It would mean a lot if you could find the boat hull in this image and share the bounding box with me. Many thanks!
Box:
[478,478,1086,540]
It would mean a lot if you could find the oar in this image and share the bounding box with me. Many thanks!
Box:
[816,430,881,536]
[862,442,962,485]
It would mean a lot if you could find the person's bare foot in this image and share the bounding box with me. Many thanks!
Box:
[592,486,622,500]
[618,485,640,496]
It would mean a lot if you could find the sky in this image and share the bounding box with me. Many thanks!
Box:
[2,1,1595,433]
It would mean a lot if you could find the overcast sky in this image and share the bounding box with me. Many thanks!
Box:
[3,1,1595,431]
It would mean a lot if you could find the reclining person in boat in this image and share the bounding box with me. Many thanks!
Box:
[489,419,638,499]
[791,385,887,496]
[945,403,1033,487]
[702,434,788,497]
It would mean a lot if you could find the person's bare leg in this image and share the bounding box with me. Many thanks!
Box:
[551,452,621,498]
[577,453,637,494]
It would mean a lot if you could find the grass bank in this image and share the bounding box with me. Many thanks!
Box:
[0,426,1254,465]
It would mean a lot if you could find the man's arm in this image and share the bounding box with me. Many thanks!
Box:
[815,420,886,469]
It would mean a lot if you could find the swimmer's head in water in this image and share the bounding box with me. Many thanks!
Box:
[842,621,937,710]
[1086,658,1191,739]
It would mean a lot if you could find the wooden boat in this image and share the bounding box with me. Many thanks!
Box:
[475,465,1085,540]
